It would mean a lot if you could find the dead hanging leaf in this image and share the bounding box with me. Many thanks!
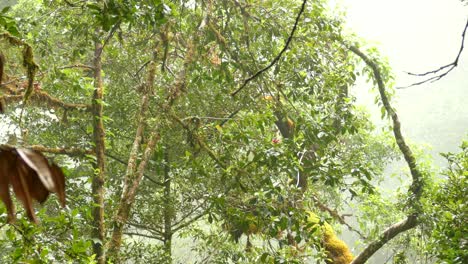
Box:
[0,145,66,223]
[17,149,56,191]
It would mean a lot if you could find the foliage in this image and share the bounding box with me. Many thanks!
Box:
[422,140,468,263]
[0,0,464,263]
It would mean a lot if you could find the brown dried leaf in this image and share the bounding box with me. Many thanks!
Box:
[17,148,55,191]
[0,145,67,223]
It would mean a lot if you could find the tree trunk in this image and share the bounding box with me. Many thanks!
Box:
[91,40,106,264]
[107,60,157,261]
[163,147,173,262]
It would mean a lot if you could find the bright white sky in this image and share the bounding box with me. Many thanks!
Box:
[342,0,467,72]
[340,0,468,160]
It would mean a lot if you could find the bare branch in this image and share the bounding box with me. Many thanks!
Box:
[398,19,468,89]
[127,221,163,236]
[230,0,307,96]
[173,210,207,233]
[105,151,164,186]
[124,232,163,241]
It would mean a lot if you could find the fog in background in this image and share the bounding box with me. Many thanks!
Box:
[1,0,467,262]
[340,0,467,262]
[343,0,468,166]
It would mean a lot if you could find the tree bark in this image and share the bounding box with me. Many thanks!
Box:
[350,215,418,264]
[107,61,158,261]
[107,131,160,261]
[108,39,194,262]
[91,40,106,264]
[163,147,173,262]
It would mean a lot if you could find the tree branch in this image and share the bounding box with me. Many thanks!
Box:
[3,144,92,156]
[58,64,95,70]
[127,221,163,236]
[397,19,468,89]
[105,151,164,186]
[351,215,418,264]
[124,231,163,241]
[348,44,424,264]
[108,59,159,258]
[230,0,307,96]
[311,195,367,240]
[173,210,207,233]
[169,111,226,169]
[1,88,92,112]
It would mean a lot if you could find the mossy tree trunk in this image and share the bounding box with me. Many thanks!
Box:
[91,39,106,264]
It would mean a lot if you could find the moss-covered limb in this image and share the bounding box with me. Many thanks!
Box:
[0,52,5,85]
[1,91,92,112]
[347,45,424,264]
[107,131,161,260]
[21,46,38,101]
[308,212,354,264]
[0,33,89,114]
[2,144,93,156]
[0,32,39,102]
[107,59,157,259]
[90,39,106,264]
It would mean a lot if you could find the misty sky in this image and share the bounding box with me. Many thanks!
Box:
[342,0,468,163]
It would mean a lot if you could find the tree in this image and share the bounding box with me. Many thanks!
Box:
[0,0,464,263]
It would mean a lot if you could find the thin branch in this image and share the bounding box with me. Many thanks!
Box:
[169,111,226,169]
[99,22,121,57]
[172,203,205,227]
[311,195,367,240]
[104,151,164,186]
[230,0,307,96]
[127,221,163,236]
[173,210,207,233]
[124,232,163,241]
[134,60,151,78]
[58,64,95,70]
[397,19,468,89]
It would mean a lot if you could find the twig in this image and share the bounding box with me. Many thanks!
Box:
[230,0,307,96]
[124,231,163,241]
[105,151,164,186]
[311,195,367,240]
[397,19,468,89]
[58,64,95,70]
